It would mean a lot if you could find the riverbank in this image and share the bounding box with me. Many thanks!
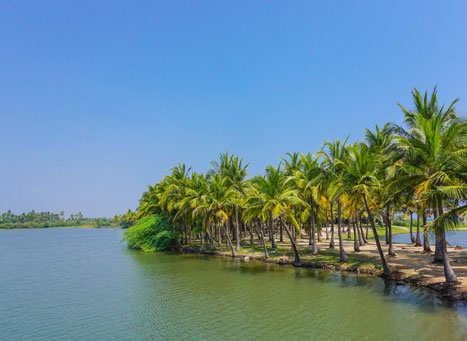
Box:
[180,234,467,302]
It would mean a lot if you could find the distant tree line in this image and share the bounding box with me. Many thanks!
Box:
[0,210,135,229]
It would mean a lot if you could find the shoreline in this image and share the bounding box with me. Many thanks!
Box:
[0,225,122,231]
[180,237,467,302]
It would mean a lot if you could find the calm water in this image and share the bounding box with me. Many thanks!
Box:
[1,229,466,340]
[393,231,467,247]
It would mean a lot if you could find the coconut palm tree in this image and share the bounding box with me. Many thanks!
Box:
[288,153,322,255]
[394,89,466,282]
[340,142,391,278]
[202,173,237,256]
[319,139,349,261]
[246,165,308,265]
[214,153,249,251]
[365,123,398,256]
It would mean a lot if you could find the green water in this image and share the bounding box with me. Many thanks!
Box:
[1,229,466,340]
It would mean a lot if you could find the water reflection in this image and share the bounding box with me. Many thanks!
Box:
[3,229,465,340]
[186,254,467,316]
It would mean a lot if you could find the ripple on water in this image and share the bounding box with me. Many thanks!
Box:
[0,228,466,340]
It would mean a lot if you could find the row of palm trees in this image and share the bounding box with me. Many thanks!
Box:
[136,88,467,283]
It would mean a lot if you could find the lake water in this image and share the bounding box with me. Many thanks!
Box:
[1,228,466,340]
[393,231,467,247]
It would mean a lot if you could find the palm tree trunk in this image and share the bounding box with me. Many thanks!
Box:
[189,223,192,245]
[353,220,360,252]
[246,223,254,245]
[433,206,443,263]
[441,230,457,282]
[280,222,284,242]
[325,218,329,239]
[283,222,301,265]
[270,211,277,249]
[415,212,421,246]
[200,231,204,252]
[358,217,366,244]
[337,199,347,262]
[409,212,415,243]
[438,205,457,282]
[318,226,323,242]
[363,194,391,278]
[365,220,369,240]
[387,205,396,256]
[235,205,241,251]
[222,223,235,257]
[218,224,222,245]
[256,220,269,259]
[422,209,431,252]
[208,225,214,248]
[311,217,318,255]
[310,201,318,255]
[384,214,389,245]
[329,202,335,248]
[308,218,312,246]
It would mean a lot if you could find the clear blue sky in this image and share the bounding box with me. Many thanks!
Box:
[1,1,467,217]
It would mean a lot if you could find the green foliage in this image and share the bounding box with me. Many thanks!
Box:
[111,209,136,228]
[122,215,179,252]
[93,218,110,228]
[0,210,116,229]
[393,219,410,227]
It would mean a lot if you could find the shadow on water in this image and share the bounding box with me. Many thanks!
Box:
[125,249,467,317]
[210,254,467,316]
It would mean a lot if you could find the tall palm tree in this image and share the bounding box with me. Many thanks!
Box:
[243,182,270,259]
[340,142,391,278]
[289,153,321,255]
[246,165,307,265]
[394,88,465,282]
[365,123,398,256]
[202,174,237,256]
[319,139,349,261]
[214,153,249,251]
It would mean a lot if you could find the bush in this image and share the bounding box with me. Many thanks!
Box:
[122,215,179,252]
[393,219,410,227]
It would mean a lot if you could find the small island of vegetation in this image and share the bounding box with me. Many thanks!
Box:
[124,87,467,300]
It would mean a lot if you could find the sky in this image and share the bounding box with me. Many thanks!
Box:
[1,1,467,217]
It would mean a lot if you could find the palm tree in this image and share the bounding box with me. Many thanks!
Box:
[289,153,322,255]
[246,165,307,265]
[203,174,237,256]
[214,153,249,251]
[159,163,193,242]
[340,142,391,278]
[394,88,465,281]
[319,139,349,261]
[243,183,270,259]
[365,123,398,256]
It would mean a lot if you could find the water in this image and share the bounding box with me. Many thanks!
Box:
[1,228,466,340]
[393,231,467,247]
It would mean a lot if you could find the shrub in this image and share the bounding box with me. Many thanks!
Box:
[122,215,179,252]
